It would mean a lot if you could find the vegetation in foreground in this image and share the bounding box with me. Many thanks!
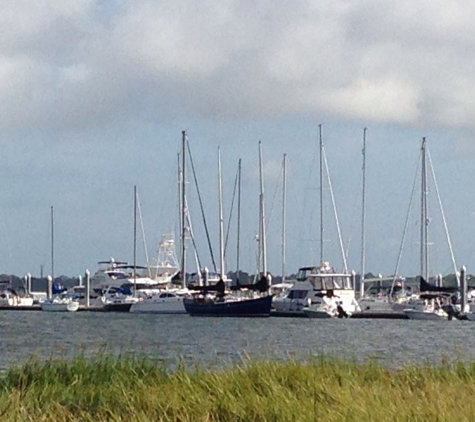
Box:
[1,354,475,421]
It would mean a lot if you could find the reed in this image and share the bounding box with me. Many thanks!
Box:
[1,353,475,421]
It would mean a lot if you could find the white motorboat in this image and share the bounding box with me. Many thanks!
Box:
[0,283,34,308]
[141,234,180,286]
[129,289,189,314]
[91,259,164,298]
[274,262,360,317]
[303,290,361,318]
[41,296,79,312]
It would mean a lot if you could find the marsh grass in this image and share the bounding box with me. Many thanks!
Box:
[1,353,475,421]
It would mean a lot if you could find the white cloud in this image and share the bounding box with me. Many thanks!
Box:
[1,0,475,130]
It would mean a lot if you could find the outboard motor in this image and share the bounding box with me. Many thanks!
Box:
[442,304,460,321]
[336,304,348,318]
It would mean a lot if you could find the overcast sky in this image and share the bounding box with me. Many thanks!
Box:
[1,0,475,279]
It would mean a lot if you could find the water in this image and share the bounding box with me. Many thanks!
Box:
[1,311,475,369]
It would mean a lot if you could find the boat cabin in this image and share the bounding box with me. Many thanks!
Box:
[296,265,353,290]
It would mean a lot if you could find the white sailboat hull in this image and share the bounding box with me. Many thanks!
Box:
[41,300,79,312]
[403,309,448,320]
[129,297,186,314]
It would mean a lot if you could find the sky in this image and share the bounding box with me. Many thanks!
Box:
[1,0,475,279]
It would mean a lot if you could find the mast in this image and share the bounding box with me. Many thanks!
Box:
[319,124,324,263]
[420,137,428,281]
[177,152,182,257]
[218,147,225,279]
[258,141,267,276]
[133,185,137,296]
[181,131,187,289]
[281,153,287,280]
[360,128,367,298]
[50,205,54,281]
[236,158,242,281]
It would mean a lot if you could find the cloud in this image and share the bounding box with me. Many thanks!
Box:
[1,0,475,131]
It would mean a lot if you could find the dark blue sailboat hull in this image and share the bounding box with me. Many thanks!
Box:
[184,295,273,317]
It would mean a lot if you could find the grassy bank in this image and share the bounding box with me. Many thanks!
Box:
[1,354,475,421]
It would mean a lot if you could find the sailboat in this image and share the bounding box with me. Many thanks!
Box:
[184,142,273,317]
[401,138,460,320]
[100,186,144,312]
[273,125,360,317]
[41,206,80,312]
[354,129,410,315]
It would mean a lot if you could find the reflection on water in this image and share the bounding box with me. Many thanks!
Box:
[0,311,474,369]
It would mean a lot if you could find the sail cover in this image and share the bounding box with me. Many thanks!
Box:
[419,276,458,293]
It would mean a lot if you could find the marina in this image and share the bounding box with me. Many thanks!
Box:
[2,1,475,418]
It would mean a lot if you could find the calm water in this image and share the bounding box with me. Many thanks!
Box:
[1,311,475,369]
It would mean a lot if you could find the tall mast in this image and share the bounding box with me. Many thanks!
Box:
[218,147,225,279]
[236,158,242,280]
[181,131,187,289]
[360,128,367,298]
[258,141,267,276]
[50,205,54,281]
[319,124,324,263]
[177,152,182,258]
[420,137,428,281]
[133,185,137,296]
[281,153,287,280]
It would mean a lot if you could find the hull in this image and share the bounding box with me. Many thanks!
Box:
[102,302,133,312]
[130,299,186,314]
[0,297,34,307]
[41,301,79,312]
[184,295,273,317]
[359,298,393,312]
[404,309,447,320]
[303,308,332,318]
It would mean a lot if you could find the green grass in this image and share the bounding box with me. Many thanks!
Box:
[1,353,475,421]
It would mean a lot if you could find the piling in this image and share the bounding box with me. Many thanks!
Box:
[85,269,90,308]
[461,266,467,314]
[27,273,31,295]
[351,271,356,291]
[46,276,52,300]
[23,273,31,295]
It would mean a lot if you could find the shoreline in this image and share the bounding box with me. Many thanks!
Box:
[1,354,475,420]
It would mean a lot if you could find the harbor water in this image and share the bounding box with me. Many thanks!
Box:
[2,311,475,369]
